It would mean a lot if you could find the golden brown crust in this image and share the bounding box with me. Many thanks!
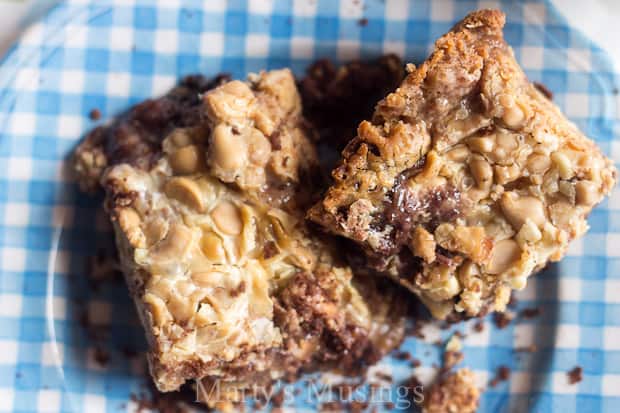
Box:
[308,9,617,319]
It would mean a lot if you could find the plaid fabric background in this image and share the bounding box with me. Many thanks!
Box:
[0,0,618,411]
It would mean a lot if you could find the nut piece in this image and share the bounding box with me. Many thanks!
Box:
[410,226,436,263]
[435,224,492,264]
[118,208,145,248]
[211,124,247,176]
[165,177,205,212]
[445,145,470,162]
[211,201,243,235]
[526,153,551,175]
[486,239,521,275]
[551,151,574,180]
[466,135,494,153]
[575,181,598,206]
[500,192,546,230]
[170,145,203,175]
[469,156,493,189]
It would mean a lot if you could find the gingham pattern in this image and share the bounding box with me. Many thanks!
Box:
[0,0,618,412]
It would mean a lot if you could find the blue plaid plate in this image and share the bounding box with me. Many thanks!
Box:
[0,1,618,412]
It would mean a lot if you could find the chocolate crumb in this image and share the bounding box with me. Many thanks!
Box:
[534,82,553,100]
[89,108,102,120]
[519,307,542,319]
[271,388,285,408]
[473,321,485,333]
[392,350,411,361]
[93,347,110,366]
[384,401,395,409]
[358,18,368,27]
[411,358,421,368]
[489,365,511,387]
[567,366,583,384]
[493,312,513,329]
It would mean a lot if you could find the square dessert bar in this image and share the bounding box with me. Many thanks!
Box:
[74,69,407,407]
[309,10,617,319]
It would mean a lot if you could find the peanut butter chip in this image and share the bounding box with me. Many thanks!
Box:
[165,177,205,212]
[170,145,202,175]
[211,201,243,235]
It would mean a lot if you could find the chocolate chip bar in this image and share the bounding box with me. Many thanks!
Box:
[308,10,617,319]
[74,69,407,407]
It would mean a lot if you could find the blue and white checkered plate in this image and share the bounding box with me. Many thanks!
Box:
[0,1,618,412]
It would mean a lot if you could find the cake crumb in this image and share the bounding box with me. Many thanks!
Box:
[489,365,511,387]
[519,307,542,319]
[423,369,479,413]
[89,108,101,121]
[567,366,583,384]
[493,311,514,329]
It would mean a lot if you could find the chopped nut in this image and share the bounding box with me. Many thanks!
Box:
[500,192,546,230]
[526,153,551,174]
[486,239,521,274]
[466,135,494,153]
[575,181,598,206]
[551,151,574,179]
[445,145,470,162]
[410,226,436,263]
[469,155,493,189]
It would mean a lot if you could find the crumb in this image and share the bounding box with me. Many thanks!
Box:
[392,350,411,361]
[384,401,395,409]
[93,347,110,366]
[407,322,426,339]
[519,307,542,319]
[493,312,514,329]
[358,18,368,27]
[411,358,421,368]
[89,108,101,121]
[423,369,479,413]
[533,82,553,100]
[489,365,511,387]
[567,366,583,384]
[473,321,485,333]
[271,388,285,408]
